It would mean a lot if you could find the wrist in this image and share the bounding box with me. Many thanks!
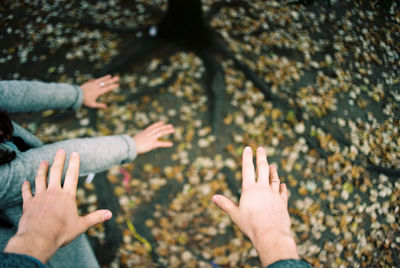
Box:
[5,232,58,264]
[251,231,299,267]
[132,136,144,154]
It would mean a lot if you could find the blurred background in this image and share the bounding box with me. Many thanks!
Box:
[1,0,399,267]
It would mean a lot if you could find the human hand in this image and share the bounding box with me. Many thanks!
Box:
[80,74,119,109]
[212,146,299,266]
[5,149,112,263]
[133,121,175,154]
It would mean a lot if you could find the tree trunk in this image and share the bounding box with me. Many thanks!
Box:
[158,0,212,47]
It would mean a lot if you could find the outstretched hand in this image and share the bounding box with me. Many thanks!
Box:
[133,121,175,154]
[81,74,119,109]
[212,146,299,266]
[5,149,112,263]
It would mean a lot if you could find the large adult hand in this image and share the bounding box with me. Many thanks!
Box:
[212,146,299,266]
[133,121,175,154]
[81,74,119,109]
[5,149,112,263]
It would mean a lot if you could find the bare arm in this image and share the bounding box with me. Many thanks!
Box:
[0,75,119,113]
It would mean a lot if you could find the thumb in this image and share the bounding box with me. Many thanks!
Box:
[212,194,238,220]
[80,210,112,232]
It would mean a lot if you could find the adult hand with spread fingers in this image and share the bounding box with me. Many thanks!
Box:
[4,149,112,264]
[133,121,175,154]
[212,146,301,267]
[80,74,119,109]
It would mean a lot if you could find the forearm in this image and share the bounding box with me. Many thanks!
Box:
[4,233,56,264]
[0,135,136,209]
[33,135,138,175]
[0,80,83,113]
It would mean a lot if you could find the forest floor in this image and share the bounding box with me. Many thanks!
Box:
[1,0,400,267]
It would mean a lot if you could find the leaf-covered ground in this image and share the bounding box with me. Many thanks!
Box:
[1,0,399,267]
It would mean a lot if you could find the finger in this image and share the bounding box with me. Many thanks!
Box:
[93,102,108,109]
[95,75,112,83]
[35,161,49,194]
[155,141,173,148]
[146,121,165,131]
[99,76,119,90]
[212,195,238,222]
[48,149,66,189]
[63,152,80,196]
[280,183,288,203]
[21,181,33,205]
[106,76,120,84]
[100,83,119,95]
[242,146,255,191]
[155,126,175,138]
[79,210,112,233]
[256,147,269,187]
[151,123,174,133]
[269,165,280,192]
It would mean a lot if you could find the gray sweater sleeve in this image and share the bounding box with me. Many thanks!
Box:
[0,135,137,209]
[0,80,83,113]
[266,259,312,268]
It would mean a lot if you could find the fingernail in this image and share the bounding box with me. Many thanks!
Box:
[257,147,264,152]
[57,149,65,155]
[212,195,219,203]
[41,160,49,166]
[104,211,112,220]
[71,152,79,158]
[244,146,251,152]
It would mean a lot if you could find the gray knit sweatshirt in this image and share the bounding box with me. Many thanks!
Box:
[0,80,138,267]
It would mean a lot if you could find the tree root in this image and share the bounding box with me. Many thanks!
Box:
[95,36,161,76]
[7,10,147,33]
[131,179,183,263]
[206,0,254,21]
[214,34,400,177]
[43,0,398,178]
[198,50,227,141]
[91,171,123,265]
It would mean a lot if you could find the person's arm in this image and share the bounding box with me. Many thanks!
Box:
[0,134,135,209]
[212,147,307,267]
[4,150,112,264]
[0,121,174,210]
[0,75,118,113]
